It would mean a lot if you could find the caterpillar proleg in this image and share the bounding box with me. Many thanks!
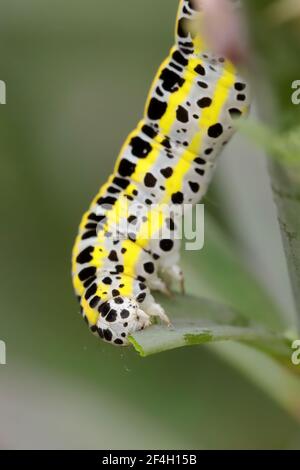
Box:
[72,0,250,346]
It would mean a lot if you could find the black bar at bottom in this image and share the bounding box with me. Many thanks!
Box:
[0,450,296,465]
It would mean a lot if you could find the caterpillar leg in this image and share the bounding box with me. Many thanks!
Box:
[150,235,185,294]
[161,265,185,295]
[143,298,171,326]
[137,278,172,325]
[147,276,173,298]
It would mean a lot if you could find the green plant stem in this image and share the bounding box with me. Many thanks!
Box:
[244,0,300,326]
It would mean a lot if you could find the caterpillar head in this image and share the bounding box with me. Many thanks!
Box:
[96,297,151,346]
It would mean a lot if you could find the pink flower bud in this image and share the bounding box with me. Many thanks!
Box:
[194,0,249,64]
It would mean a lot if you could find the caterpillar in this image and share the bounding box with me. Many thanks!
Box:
[71,0,250,346]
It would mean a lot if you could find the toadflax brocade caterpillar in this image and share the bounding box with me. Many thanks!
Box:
[72,0,250,346]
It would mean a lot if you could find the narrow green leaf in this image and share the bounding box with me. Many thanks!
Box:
[270,161,300,326]
[244,0,300,326]
[129,294,292,360]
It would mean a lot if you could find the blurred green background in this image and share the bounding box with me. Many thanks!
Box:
[0,0,300,449]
